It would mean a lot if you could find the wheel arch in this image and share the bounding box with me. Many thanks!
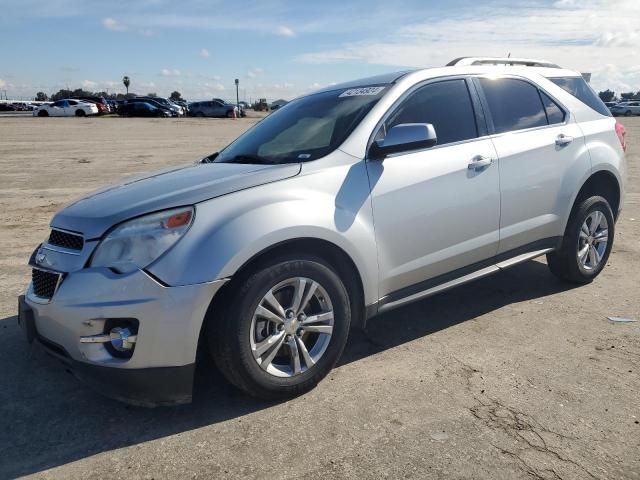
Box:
[573,169,621,220]
[206,237,367,330]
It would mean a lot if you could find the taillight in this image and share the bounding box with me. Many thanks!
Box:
[615,121,626,152]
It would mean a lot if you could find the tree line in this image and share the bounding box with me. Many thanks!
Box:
[35,89,185,102]
[598,89,640,102]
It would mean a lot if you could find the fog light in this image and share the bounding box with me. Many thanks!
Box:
[109,327,137,352]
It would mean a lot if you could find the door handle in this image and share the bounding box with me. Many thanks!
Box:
[555,134,573,146]
[468,155,494,170]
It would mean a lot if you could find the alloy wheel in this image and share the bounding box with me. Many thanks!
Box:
[577,210,608,271]
[250,277,334,378]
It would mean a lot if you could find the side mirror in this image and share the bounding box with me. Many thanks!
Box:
[369,123,437,160]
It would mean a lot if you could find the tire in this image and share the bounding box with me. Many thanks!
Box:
[226,110,234,118]
[210,255,351,399]
[546,196,614,284]
[195,112,205,118]
[75,109,86,117]
[625,110,632,117]
[38,110,48,117]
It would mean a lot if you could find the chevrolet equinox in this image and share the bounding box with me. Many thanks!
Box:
[19,57,627,406]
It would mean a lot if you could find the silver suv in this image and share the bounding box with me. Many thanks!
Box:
[19,57,626,406]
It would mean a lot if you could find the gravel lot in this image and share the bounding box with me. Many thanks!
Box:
[0,116,638,480]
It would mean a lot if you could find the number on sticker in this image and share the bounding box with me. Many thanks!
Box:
[339,86,385,98]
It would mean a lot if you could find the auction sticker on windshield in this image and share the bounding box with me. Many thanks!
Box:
[339,86,385,97]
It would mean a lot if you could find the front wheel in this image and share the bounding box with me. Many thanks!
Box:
[75,109,86,117]
[210,255,351,399]
[546,196,614,284]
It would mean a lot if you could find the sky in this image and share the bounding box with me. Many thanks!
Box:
[0,0,638,101]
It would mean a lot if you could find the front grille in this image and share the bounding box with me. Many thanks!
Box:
[48,229,84,251]
[32,269,61,299]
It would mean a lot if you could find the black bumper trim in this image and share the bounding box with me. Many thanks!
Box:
[73,362,195,407]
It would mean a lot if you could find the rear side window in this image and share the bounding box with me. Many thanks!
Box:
[386,79,478,145]
[540,92,565,124]
[479,78,547,134]
[549,77,611,117]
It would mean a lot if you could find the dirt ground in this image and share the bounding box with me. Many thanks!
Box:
[0,115,638,480]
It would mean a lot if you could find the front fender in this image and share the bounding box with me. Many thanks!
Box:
[148,160,380,305]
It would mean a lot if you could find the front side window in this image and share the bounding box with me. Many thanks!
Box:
[385,79,478,145]
[215,85,388,164]
[479,78,547,134]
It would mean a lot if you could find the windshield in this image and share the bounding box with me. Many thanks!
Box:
[214,85,388,164]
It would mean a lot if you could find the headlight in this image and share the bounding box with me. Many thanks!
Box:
[90,207,194,273]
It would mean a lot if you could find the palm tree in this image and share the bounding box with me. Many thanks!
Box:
[123,76,130,96]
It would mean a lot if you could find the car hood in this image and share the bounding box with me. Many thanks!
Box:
[52,162,301,238]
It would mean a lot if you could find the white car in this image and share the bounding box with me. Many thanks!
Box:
[33,99,99,117]
[610,101,640,117]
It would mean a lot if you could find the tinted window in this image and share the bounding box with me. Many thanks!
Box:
[386,79,477,145]
[480,78,547,133]
[549,77,611,117]
[51,101,65,107]
[68,100,78,105]
[215,85,387,164]
[540,92,565,124]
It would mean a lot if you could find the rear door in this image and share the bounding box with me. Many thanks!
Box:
[49,100,66,116]
[66,100,79,115]
[366,77,501,299]
[475,76,587,254]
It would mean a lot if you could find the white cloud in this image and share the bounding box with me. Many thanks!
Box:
[81,79,97,89]
[0,78,6,89]
[102,17,127,32]
[246,68,264,79]
[200,48,210,58]
[296,0,640,93]
[160,68,181,77]
[276,25,296,37]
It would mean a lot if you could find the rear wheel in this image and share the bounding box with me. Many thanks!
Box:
[210,255,351,399]
[546,196,614,284]
[37,110,48,117]
[75,109,86,117]
[625,110,632,117]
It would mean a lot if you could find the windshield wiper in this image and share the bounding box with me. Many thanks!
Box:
[222,154,278,164]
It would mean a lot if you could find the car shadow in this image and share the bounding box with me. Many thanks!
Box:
[0,259,575,478]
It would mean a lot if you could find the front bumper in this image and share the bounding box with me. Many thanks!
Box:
[23,268,228,406]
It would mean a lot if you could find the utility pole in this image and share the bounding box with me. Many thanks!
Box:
[235,78,240,115]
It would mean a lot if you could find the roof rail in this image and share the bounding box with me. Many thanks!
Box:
[447,57,560,68]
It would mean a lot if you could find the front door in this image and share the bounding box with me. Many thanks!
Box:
[366,78,501,299]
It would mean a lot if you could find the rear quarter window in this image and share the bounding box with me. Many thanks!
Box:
[549,77,611,117]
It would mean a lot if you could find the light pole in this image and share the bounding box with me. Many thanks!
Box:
[235,78,239,116]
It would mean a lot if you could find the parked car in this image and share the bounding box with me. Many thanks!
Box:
[137,97,184,116]
[0,103,17,111]
[126,98,177,116]
[610,101,640,116]
[73,96,110,114]
[118,101,172,117]
[189,100,239,118]
[33,99,98,117]
[20,57,626,406]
